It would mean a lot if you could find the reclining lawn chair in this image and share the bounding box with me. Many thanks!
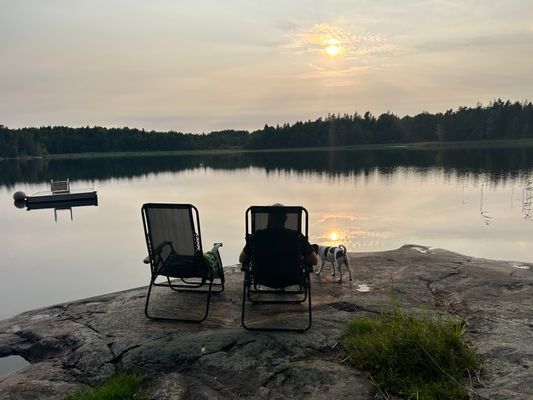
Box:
[141,203,225,322]
[241,205,312,332]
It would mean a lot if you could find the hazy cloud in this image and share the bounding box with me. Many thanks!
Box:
[296,64,369,79]
[283,23,400,58]
[1,1,532,132]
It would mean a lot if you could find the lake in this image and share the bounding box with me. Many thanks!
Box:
[1,146,532,319]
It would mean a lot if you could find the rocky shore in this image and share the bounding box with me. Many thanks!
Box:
[1,245,532,399]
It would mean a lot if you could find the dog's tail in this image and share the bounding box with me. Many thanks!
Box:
[339,245,347,255]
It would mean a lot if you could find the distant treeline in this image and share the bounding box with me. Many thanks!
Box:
[1,99,533,157]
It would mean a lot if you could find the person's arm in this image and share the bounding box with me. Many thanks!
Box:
[304,251,318,266]
[302,239,318,265]
[239,249,248,264]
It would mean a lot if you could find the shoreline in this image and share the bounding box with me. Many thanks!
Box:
[2,138,533,161]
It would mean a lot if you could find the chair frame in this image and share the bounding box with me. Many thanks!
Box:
[241,205,312,332]
[142,203,225,322]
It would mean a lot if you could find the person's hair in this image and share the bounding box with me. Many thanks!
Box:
[267,203,287,229]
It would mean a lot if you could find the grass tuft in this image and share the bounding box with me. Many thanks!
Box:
[343,306,481,399]
[63,373,148,400]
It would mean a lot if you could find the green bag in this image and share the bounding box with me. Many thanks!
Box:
[203,251,219,278]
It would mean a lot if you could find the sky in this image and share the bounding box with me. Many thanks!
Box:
[1,0,532,133]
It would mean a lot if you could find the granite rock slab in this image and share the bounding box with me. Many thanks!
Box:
[1,245,531,399]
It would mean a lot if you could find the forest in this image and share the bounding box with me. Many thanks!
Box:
[1,99,532,158]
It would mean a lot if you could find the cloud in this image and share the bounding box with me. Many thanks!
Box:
[416,30,533,53]
[283,23,400,59]
[296,64,368,80]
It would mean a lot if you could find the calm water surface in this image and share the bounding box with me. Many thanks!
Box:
[1,147,532,319]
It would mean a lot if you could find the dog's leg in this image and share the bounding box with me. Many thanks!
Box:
[345,258,353,281]
[316,260,326,275]
[336,260,343,283]
[330,261,336,277]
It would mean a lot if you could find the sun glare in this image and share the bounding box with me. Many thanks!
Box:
[325,44,340,57]
[288,23,394,62]
[329,231,338,241]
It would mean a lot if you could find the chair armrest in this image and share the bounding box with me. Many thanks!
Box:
[209,243,223,262]
[144,241,173,264]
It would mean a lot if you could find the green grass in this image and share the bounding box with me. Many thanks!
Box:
[63,373,148,400]
[343,307,481,400]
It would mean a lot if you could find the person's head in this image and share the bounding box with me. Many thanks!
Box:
[267,203,287,229]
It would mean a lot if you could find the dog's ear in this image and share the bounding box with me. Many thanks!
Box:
[311,244,319,254]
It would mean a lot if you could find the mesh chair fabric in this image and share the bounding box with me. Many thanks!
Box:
[247,206,307,288]
[146,207,196,257]
[144,204,205,279]
[251,207,302,232]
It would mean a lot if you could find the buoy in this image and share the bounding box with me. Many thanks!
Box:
[13,191,26,201]
[14,200,26,209]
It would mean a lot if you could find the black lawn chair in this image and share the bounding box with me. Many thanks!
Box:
[141,203,225,322]
[241,206,312,332]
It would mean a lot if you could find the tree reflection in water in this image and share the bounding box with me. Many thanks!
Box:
[1,147,533,188]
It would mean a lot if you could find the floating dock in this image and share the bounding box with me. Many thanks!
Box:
[25,188,98,205]
[25,197,98,210]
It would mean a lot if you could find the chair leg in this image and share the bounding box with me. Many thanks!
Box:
[145,277,214,323]
[203,280,214,321]
[212,280,224,293]
[241,272,249,329]
[162,276,223,293]
[214,263,225,291]
[241,274,312,333]
[247,282,308,304]
[168,277,204,290]
[304,276,312,332]
[144,278,155,319]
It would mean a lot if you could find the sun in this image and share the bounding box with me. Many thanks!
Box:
[325,44,341,57]
[329,231,338,241]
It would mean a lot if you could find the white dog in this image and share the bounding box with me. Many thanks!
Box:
[311,244,352,283]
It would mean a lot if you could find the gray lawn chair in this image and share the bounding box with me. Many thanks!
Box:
[141,203,224,322]
[241,205,312,332]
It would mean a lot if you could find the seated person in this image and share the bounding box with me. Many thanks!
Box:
[239,204,317,269]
